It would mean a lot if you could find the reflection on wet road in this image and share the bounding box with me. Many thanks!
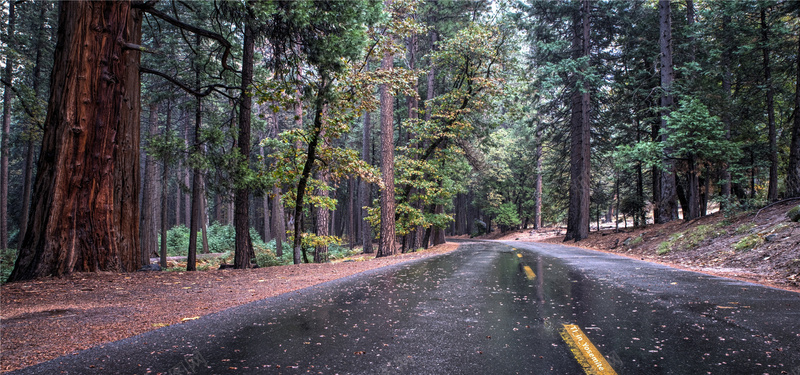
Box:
[12,241,800,374]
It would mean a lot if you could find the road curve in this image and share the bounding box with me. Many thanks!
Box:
[9,241,800,374]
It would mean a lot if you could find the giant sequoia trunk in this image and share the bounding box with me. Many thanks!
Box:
[9,1,142,281]
[564,0,591,242]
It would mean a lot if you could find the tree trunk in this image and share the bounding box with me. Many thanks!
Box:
[377,38,397,258]
[534,123,543,230]
[564,0,591,242]
[788,32,800,198]
[360,112,374,253]
[684,0,699,221]
[656,0,678,224]
[686,154,700,220]
[141,102,160,265]
[272,186,285,257]
[234,11,255,269]
[200,174,209,254]
[348,178,356,249]
[187,95,202,271]
[18,3,49,250]
[0,0,15,251]
[183,120,192,225]
[432,203,446,245]
[10,1,142,281]
[314,171,330,263]
[259,142,271,241]
[762,7,778,202]
[292,78,329,264]
[160,104,172,269]
[720,14,733,204]
[174,171,181,227]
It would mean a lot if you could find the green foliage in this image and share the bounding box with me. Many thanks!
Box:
[1,248,18,283]
[665,97,742,165]
[491,202,522,232]
[254,240,295,267]
[714,196,764,218]
[159,222,267,257]
[253,240,358,267]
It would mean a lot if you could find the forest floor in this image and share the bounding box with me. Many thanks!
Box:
[488,199,800,294]
[0,243,459,373]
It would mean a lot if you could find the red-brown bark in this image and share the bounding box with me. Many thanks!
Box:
[9,1,142,281]
[564,0,591,242]
[377,44,397,258]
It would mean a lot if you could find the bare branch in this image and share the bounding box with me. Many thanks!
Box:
[138,3,235,72]
[140,66,237,98]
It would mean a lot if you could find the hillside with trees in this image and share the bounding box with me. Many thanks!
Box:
[0,0,798,283]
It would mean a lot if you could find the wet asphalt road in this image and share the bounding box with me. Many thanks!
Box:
[10,241,800,374]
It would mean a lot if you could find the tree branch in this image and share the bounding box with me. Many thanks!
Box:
[140,66,237,98]
[138,3,235,72]
[1,78,43,129]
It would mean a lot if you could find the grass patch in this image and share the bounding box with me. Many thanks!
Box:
[657,241,672,255]
[655,223,726,256]
[735,223,756,234]
[733,234,764,252]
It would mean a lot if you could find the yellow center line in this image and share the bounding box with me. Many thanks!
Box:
[516,253,523,258]
[559,324,618,375]
[522,265,536,280]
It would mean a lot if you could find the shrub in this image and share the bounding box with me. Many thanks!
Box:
[158,222,271,257]
[0,248,17,283]
[254,239,294,267]
[494,203,521,232]
[471,219,487,237]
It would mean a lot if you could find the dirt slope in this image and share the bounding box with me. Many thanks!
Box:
[492,200,800,292]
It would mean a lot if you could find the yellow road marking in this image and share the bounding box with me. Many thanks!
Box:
[523,265,536,280]
[560,324,618,375]
[516,253,523,258]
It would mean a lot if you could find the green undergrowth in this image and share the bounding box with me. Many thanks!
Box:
[656,223,727,255]
[161,222,268,257]
[732,223,789,252]
[732,234,763,252]
[254,242,361,267]
[1,248,17,283]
